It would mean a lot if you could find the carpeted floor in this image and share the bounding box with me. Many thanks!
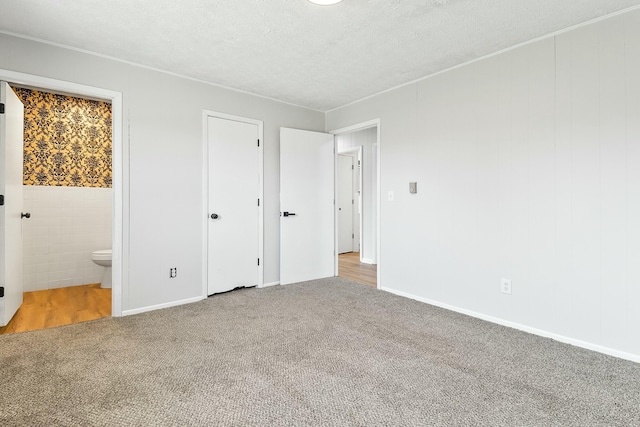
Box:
[1,277,639,426]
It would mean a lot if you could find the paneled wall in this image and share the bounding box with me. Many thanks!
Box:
[22,186,111,291]
[326,10,640,360]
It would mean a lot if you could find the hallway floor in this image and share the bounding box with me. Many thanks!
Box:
[0,284,111,335]
[338,252,377,287]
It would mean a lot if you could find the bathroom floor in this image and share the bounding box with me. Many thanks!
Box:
[0,284,111,335]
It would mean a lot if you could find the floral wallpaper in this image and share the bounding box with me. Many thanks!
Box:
[14,87,112,188]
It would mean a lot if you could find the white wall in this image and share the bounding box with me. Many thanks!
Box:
[22,186,111,291]
[0,33,324,312]
[326,10,640,360]
[336,127,377,263]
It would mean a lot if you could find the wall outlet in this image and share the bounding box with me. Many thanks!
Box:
[170,267,177,278]
[501,278,512,294]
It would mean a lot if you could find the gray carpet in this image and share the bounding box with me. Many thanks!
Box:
[1,278,639,426]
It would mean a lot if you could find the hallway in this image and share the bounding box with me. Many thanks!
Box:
[338,252,376,287]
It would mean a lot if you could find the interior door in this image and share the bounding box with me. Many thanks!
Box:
[207,116,259,295]
[337,154,353,254]
[280,127,334,285]
[0,81,24,326]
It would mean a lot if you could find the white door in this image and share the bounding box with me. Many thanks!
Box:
[0,82,24,326]
[337,155,353,254]
[207,116,260,295]
[280,127,334,285]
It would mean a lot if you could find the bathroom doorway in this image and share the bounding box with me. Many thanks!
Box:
[0,70,123,333]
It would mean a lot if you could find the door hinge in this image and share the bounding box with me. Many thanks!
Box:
[0,287,4,298]
[257,258,260,266]
[0,103,4,114]
[352,233,354,239]
[0,195,4,206]
[258,198,260,206]
[352,165,354,170]
[257,139,260,147]
[352,199,354,204]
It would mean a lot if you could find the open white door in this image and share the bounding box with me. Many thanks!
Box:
[280,128,334,285]
[0,81,24,326]
[207,115,260,295]
[337,154,353,254]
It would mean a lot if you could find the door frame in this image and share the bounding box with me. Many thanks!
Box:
[201,110,264,297]
[337,147,362,254]
[0,69,125,316]
[330,119,381,288]
[336,153,354,254]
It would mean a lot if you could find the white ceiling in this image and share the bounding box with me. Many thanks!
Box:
[1,0,639,111]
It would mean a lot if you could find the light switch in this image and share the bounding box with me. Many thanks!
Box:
[387,191,394,201]
[409,182,417,194]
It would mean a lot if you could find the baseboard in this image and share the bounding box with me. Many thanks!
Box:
[260,281,280,288]
[122,296,205,316]
[360,258,376,265]
[381,286,640,364]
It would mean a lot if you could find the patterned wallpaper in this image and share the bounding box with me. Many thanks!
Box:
[14,88,112,188]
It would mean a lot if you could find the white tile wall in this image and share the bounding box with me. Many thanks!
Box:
[22,186,112,291]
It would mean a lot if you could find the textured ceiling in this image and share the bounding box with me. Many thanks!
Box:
[1,0,639,111]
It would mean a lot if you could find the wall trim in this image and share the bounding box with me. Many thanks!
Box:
[381,286,640,364]
[361,258,375,265]
[0,69,125,317]
[122,296,205,317]
[0,31,323,114]
[325,4,640,114]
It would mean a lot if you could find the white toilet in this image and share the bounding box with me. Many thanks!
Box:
[91,249,112,289]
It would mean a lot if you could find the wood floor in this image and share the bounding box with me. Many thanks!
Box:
[338,252,377,287]
[0,284,111,335]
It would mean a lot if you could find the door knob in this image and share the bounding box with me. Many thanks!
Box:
[21,212,31,219]
[210,213,219,219]
[282,211,296,217]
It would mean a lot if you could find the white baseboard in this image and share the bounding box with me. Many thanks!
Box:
[122,296,205,316]
[381,286,640,364]
[360,258,376,265]
[260,281,280,288]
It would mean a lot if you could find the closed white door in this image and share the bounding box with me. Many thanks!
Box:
[0,81,24,326]
[280,127,334,285]
[207,116,260,295]
[337,155,353,254]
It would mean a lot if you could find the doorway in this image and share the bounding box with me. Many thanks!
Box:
[0,69,124,322]
[1,84,116,334]
[337,151,360,255]
[332,120,380,288]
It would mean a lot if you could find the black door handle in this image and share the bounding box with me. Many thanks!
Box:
[283,212,296,217]
[210,213,219,219]
[21,212,31,219]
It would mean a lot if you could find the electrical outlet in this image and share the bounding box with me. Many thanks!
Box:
[170,267,177,278]
[501,278,512,295]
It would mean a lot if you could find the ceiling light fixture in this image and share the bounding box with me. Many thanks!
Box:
[307,0,343,5]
